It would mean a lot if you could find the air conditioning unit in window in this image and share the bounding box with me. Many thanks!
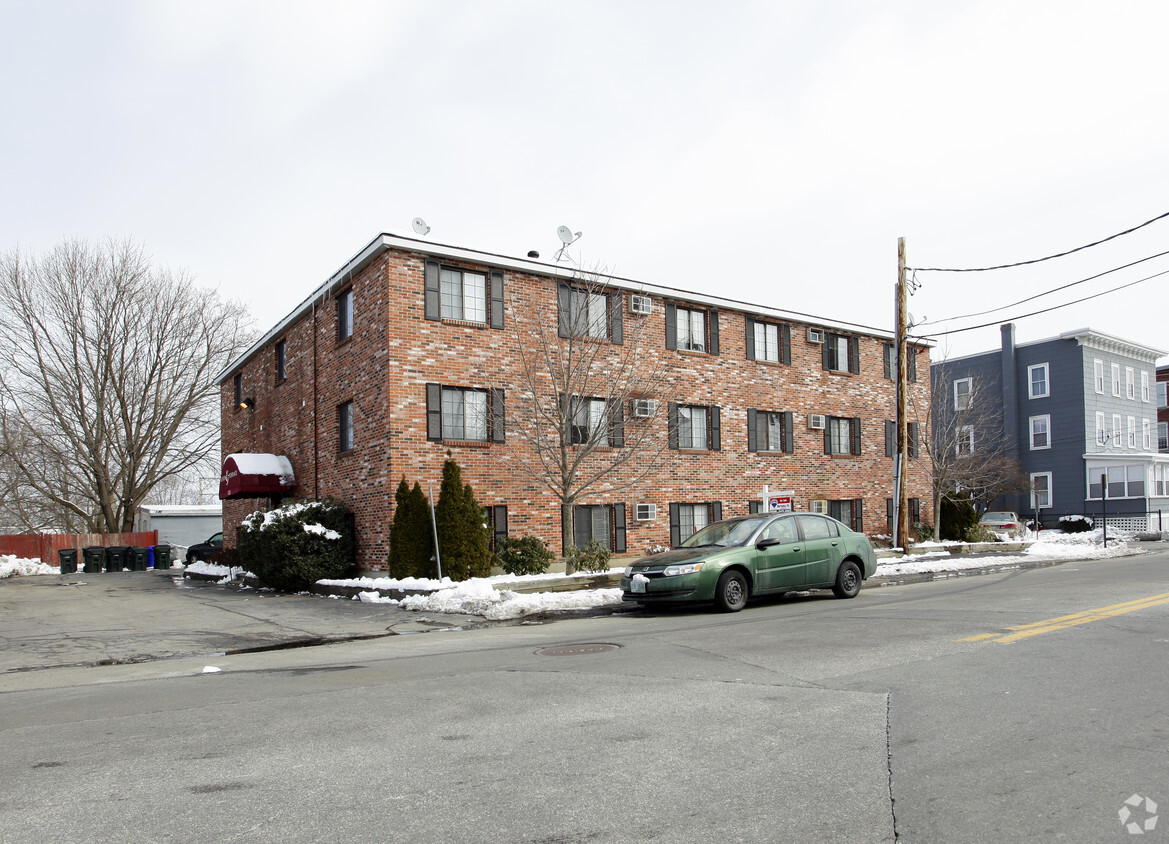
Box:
[633,399,658,418]
[810,499,829,514]
[630,294,653,315]
[808,414,827,430]
[635,503,658,521]
[807,327,825,344]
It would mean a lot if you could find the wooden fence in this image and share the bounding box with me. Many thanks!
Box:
[0,531,159,562]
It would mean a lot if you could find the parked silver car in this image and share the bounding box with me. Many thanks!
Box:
[979,511,1025,539]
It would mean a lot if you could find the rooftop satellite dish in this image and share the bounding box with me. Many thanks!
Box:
[554,225,582,261]
[411,217,431,236]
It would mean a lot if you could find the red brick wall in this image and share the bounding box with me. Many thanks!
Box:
[222,246,933,570]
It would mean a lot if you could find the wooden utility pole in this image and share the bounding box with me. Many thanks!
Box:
[895,237,910,549]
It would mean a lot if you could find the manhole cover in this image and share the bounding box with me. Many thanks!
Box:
[535,642,621,657]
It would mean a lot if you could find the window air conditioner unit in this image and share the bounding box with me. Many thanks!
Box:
[635,503,657,521]
[807,327,825,344]
[630,294,653,315]
[633,399,658,418]
[810,499,829,514]
[808,414,827,430]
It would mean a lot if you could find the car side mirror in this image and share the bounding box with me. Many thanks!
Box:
[756,538,782,549]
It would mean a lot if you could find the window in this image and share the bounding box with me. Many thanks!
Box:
[954,378,972,411]
[1158,381,1168,408]
[440,267,487,322]
[339,401,354,453]
[337,289,353,342]
[1128,416,1137,448]
[486,505,508,552]
[669,501,721,546]
[1155,464,1169,495]
[1142,371,1151,402]
[824,334,858,373]
[885,498,921,533]
[563,287,608,340]
[1143,419,1152,450]
[425,384,505,443]
[569,396,623,446]
[747,410,793,453]
[1089,466,1146,499]
[1030,472,1051,509]
[1094,359,1105,393]
[1160,421,1168,451]
[665,303,717,354]
[828,499,863,532]
[957,425,975,455]
[1029,415,1050,450]
[1125,367,1136,400]
[1112,363,1121,397]
[826,416,861,456]
[275,339,286,382]
[233,373,242,409]
[669,404,721,451]
[883,421,920,458]
[573,503,627,553]
[1027,363,1049,399]
[1095,412,1106,446]
[746,318,788,364]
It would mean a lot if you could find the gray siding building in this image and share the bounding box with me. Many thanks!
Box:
[934,324,1168,531]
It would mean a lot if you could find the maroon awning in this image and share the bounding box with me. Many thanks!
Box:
[219,453,297,500]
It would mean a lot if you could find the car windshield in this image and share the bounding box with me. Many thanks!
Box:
[680,518,761,549]
[982,513,1014,521]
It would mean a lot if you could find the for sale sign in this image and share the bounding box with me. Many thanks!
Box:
[767,492,794,512]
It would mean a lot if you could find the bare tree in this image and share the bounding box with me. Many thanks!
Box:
[496,266,675,567]
[913,367,1028,540]
[0,239,254,533]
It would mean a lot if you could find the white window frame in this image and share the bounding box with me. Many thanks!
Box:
[1141,371,1151,403]
[754,321,781,363]
[1126,367,1136,400]
[339,401,354,453]
[1095,412,1106,446]
[568,288,609,340]
[1027,363,1050,399]
[676,405,709,450]
[1029,415,1051,450]
[1094,359,1105,394]
[827,335,851,373]
[1112,363,1122,397]
[676,503,710,539]
[827,416,853,455]
[569,396,607,445]
[439,267,487,323]
[1030,472,1052,509]
[676,307,706,352]
[956,425,974,455]
[337,289,354,342]
[1128,416,1137,448]
[1160,421,1168,452]
[953,378,972,411]
[1158,381,1168,409]
[1112,414,1122,449]
[1143,418,1152,450]
[441,387,489,442]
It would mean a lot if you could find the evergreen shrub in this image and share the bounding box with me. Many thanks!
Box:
[388,478,435,579]
[1059,515,1094,533]
[238,499,354,592]
[940,495,980,542]
[495,535,554,576]
[434,458,493,581]
[566,539,611,573]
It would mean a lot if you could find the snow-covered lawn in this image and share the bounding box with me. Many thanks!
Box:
[875,529,1138,576]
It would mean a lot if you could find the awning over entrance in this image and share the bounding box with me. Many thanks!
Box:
[219,453,297,500]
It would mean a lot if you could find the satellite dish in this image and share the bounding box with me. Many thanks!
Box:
[411,217,431,236]
[557,225,574,244]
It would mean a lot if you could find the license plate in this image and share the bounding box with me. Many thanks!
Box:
[631,577,646,593]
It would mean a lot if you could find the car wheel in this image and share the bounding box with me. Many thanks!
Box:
[714,569,748,613]
[186,551,198,564]
[832,561,862,599]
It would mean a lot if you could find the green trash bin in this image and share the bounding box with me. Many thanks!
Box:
[57,548,78,574]
[127,547,150,571]
[82,546,104,574]
[104,546,130,572]
[152,545,172,570]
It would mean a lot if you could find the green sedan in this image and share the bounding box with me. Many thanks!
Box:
[621,512,879,612]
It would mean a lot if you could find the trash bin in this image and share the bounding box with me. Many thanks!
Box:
[152,544,171,570]
[127,547,150,571]
[82,546,104,574]
[57,548,78,574]
[104,546,130,572]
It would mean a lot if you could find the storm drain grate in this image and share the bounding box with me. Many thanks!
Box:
[535,642,621,657]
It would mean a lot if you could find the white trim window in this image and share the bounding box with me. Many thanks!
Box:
[1030,472,1052,509]
[1142,371,1151,403]
[1095,412,1106,447]
[1158,381,1168,409]
[1128,416,1137,448]
[440,268,487,323]
[957,425,974,455]
[954,378,972,411]
[1112,414,1122,449]
[1160,421,1168,452]
[1090,465,1146,499]
[753,321,782,363]
[676,405,709,449]
[1094,359,1105,394]
[1027,363,1050,399]
[1156,463,1169,495]
[1126,367,1136,400]
[676,307,706,352]
[1112,363,1122,397]
[1142,418,1152,450]
[442,388,489,442]
[1029,415,1051,450]
[339,401,354,453]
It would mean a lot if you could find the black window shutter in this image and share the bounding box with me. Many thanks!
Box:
[489,271,504,329]
[908,422,918,458]
[609,400,624,447]
[886,498,893,531]
[744,316,756,361]
[854,498,863,532]
[668,403,679,450]
[885,420,895,458]
[781,323,791,365]
[424,260,441,321]
[573,506,591,548]
[492,505,508,548]
[613,504,627,553]
[709,406,721,451]
[711,501,722,522]
[852,417,862,455]
[491,388,505,443]
[665,303,677,350]
[850,338,860,374]
[746,409,758,452]
[783,412,794,454]
[883,344,892,379]
[908,349,917,382]
[708,310,719,355]
[824,424,831,455]
[822,338,832,371]
[669,503,681,547]
[609,291,623,345]
[749,500,761,514]
[425,383,442,441]
[557,283,571,338]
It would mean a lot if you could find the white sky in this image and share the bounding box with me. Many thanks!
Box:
[2,0,1167,361]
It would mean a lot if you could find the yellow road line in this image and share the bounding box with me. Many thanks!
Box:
[962,592,1169,644]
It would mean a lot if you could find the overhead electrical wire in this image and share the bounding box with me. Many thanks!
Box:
[909,209,1169,273]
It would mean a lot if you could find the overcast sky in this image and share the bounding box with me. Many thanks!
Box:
[3,0,1167,362]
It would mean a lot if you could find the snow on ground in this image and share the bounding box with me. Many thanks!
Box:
[185,560,253,584]
[875,529,1138,576]
[0,555,58,578]
[355,578,626,621]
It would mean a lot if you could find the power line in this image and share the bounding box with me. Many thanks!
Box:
[910,209,1169,273]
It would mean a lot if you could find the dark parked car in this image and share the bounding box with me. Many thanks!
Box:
[186,532,223,564]
[620,512,879,612]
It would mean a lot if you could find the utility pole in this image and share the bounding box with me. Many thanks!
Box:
[895,237,910,550]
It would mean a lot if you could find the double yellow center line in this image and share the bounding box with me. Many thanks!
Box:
[963,592,1169,644]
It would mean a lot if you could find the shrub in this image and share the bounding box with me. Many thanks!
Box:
[388,478,435,579]
[237,499,354,592]
[495,535,554,576]
[940,495,979,542]
[434,458,493,581]
[1059,515,1094,533]
[566,539,611,573]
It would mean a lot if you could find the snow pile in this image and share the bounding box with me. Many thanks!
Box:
[0,555,58,578]
[356,577,625,620]
[303,523,342,540]
[876,530,1136,576]
[320,567,626,593]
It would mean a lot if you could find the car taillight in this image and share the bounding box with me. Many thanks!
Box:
[1003,523,1016,528]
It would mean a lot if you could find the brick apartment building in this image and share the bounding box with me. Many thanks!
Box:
[218,233,933,571]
